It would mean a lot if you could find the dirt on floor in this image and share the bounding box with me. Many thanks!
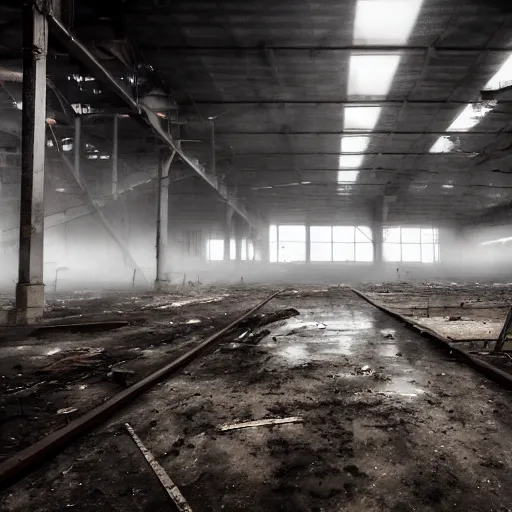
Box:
[0,285,276,461]
[2,286,512,511]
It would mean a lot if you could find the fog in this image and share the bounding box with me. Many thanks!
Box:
[3,171,512,296]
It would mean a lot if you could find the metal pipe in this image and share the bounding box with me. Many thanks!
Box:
[0,290,282,488]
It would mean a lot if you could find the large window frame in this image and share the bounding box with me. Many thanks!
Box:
[383,227,440,263]
[310,225,373,262]
[206,238,224,261]
[270,225,307,263]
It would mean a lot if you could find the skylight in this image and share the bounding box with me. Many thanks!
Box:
[446,103,496,132]
[484,54,512,91]
[354,0,423,45]
[430,101,496,153]
[337,170,359,183]
[348,55,401,97]
[429,136,455,154]
[341,136,370,153]
[343,106,382,130]
[339,155,364,168]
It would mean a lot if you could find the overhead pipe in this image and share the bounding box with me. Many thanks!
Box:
[44,13,261,230]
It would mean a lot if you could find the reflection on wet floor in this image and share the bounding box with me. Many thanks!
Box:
[266,297,425,399]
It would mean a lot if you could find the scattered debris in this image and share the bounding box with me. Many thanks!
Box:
[316,322,327,329]
[57,407,78,415]
[238,308,300,331]
[125,423,193,512]
[185,319,202,325]
[29,321,129,336]
[107,367,135,387]
[217,417,303,432]
[62,464,74,475]
[245,329,271,345]
[357,365,373,375]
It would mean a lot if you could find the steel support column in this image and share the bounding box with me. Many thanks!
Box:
[235,222,243,263]
[73,115,81,178]
[112,114,118,199]
[224,206,233,262]
[372,198,387,266]
[305,222,311,263]
[16,1,50,323]
[155,150,175,291]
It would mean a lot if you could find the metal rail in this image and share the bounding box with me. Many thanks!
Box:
[351,288,512,391]
[0,290,282,489]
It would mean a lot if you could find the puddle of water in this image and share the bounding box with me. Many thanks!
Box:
[379,376,424,398]
[376,344,399,358]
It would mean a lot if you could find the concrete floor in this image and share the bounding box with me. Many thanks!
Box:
[2,286,512,511]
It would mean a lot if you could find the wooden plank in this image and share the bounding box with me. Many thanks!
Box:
[125,423,192,512]
[218,417,303,432]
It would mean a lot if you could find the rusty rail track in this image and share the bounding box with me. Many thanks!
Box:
[352,288,512,391]
[0,290,282,489]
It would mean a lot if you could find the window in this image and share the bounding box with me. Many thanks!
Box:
[269,225,306,262]
[247,239,255,261]
[311,226,333,261]
[310,226,373,262]
[383,227,439,263]
[278,225,306,262]
[207,239,224,261]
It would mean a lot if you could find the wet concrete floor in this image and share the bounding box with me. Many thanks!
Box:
[3,288,512,511]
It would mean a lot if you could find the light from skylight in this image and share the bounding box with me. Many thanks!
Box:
[344,106,382,130]
[339,155,364,168]
[430,136,455,154]
[354,0,423,45]
[481,236,512,246]
[484,54,512,91]
[338,170,359,183]
[446,103,496,132]
[348,55,401,97]
[341,136,370,153]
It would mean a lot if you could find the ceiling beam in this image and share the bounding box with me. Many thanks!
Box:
[215,131,511,136]
[187,100,512,105]
[139,45,512,53]
[43,10,263,230]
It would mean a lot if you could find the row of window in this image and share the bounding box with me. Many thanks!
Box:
[206,226,440,263]
[207,238,255,261]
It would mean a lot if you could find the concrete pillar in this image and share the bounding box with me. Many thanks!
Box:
[261,225,270,263]
[112,114,118,199]
[235,225,242,262]
[224,207,232,261]
[155,150,174,291]
[372,221,383,264]
[16,1,50,323]
[305,222,311,263]
[74,115,81,178]
[372,198,385,265]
